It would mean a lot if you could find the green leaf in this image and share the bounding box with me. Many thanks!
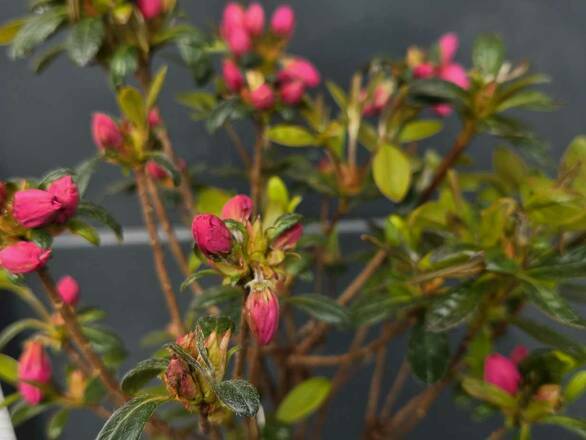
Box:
[349,293,411,327]
[0,353,18,384]
[214,379,260,417]
[66,17,104,67]
[76,201,123,242]
[565,370,586,404]
[82,326,127,365]
[206,99,245,133]
[528,247,586,280]
[373,143,411,203]
[524,281,585,329]
[75,155,100,197]
[121,358,168,395]
[145,152,180,187]
[266,213,302,242]
[461,377,517,408]
[399,120,443,143]
[180,269,219,292]
[472,33,505,77]
[0,392,19,410]
[408,322,450,383]
[268,125,318,147]
[109,45,139,87]
[30,229,53,249]
[0,318,48,351]
[146,65,168,109]
[96,395,168,440]
[39,168,75,187]
[189,285,241,308]
[276,377,331,424]
[67,219,101,246]
[117,86,146,128]
[83,376,106,405]
[497,90,557,113]
[0,19,25,45]
[539,415,586,439]
[326,81,348,109]
[176,91,216,115]
[32,44,66,74]
[287,294,349,325]
[425,284,479,332]
[47,408,69,440]
[10,7,67,59]
[11,401,52,427]
[410,79,467,104]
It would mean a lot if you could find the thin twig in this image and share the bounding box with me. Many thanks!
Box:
[379,359,410,419]
[233,296,249,378]
[250,124,265,211]
[225,122,252,169]
[364,339,388,431]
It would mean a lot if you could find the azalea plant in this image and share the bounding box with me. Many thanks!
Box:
[0,1,585,439]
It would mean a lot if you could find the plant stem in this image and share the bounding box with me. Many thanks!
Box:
[250,123,266,212]
[417,119,476,205]
[364,340,388,431]
[225,122,252,169]
[379,359,410,419]
[37,268,127,405]
[233,295,249,378]
[134,167,185,336]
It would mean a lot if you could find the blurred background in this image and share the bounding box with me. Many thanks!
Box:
[1,0,585,438]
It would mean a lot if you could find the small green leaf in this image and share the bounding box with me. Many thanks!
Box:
[68,219,101,246]
[0,392,19,410]
[326,81,348,109]
[121,358,168,395]
[266,213,302,242]
[426,284,479,332]
[117,86,146,128]
[524,281,585,329]
[10,7,67,59]
[399,120,443,143]
[373,143,411,203]
[180,269,219,292]
[30,229,53,249]
[96,395,168,440]
[206,99,245,133]
[66,17,104,67]
[0,354,18,384]
[32,44,65,74]
[109,45,139,87]
[146,65,168,109]
[189,285,241,308]
[11,401,52,427]
[76,201,123,242]
[565,370,586,404]
[497,90,557,113]
[472,33,505,77]
[0,318,48,351]
[268,125,318,147]
[286,294,349,325]
[539,415,586,439]
[461,377,517,408]
[82,325,127,366]
[0,19,25,45]
[146,152,180,187]
[47,408,69,440]
[276,377,331,424]
[214,379,260,417]
[408,322,450,384]
[75,155,101,197]
[410,79,467,104]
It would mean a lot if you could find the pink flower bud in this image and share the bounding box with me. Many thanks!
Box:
[280,80,305,105]
[192,214,233,257]
[18,341,52,405]
[244,3,265,36]
[438,63,470,89]
[226,26,252,56]
[92,113,123,151]
[484,353,521,395]
[148,108,162,127]
[221,3,246,39]
[272,223,303,250]
[438,32,458,65]
[146,161,169,180]
[510,345,529,365]
[12,189,61,228]
[221,194,253,222]
[362,85,392,117]
[413,63,435,79]
[222,59,245,92]
[0,242,52,274]
[164,357,199,401]
[248,83,275,110]
[433,103,453,117]
[47,176,79,223]
[137,0,164,20]
[270,5,295,38]
[57,275,80,306]
[245,287,279,345]
[278,58,320,88]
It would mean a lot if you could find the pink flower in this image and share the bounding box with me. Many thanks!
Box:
[272,223,303,250]
[221,194,254,222]
[221,3,246,39]
[18,341,52,405]
[222,59,244,92]
[57,275,80,306]
[245,287,279,345]
[225,26,252,56]
[137,0,163,20]
[271,5,295,38]
[192,214,233,257]
[248,84,275,110]
[12,189,62,228]
[484,353,521,395]
[47,176,79,223]
[413,63,435,79]
[146,161,169,180]
[0,242,52,274]
[278,58,321,88]
[510,345,529,365]
[148,108,162,127]
[244,3,265,37]
[92,113,123,151]
[280,80,305,105]
[438,32,458,65]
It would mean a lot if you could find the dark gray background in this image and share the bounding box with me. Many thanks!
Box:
[1,0,585,438]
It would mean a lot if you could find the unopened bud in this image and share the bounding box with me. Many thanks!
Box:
[47,176,79,223]
[57,275,80,306]
[272,223,303,250]
[221,194,253,222]
[245,285,279,345]
[12,189,61,228]
[0,241,52,274]
[270,5,295,38]
[192,214,233,257]
[483,353,521,395]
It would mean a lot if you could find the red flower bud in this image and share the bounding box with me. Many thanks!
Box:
[57,275,80,306]
[278,58,320,88]
[146,161,169,180]
[164,357,199,401]
[270,5,295,38]
[192,214,233,257]
[18,341,52,405]
[137,0,163,20]
[272,223,303,250]
[12,189,62,228]
[148,108,162,127]
[92,113,124,151]
[47,176,79,223]
[362,85,392,117]
[413,63,434,79]
[221,194,253,222]
[484,353,521,395]
[245,287,279,345]
[248,83,275,110]
[221,3,246,39]
[510,345,529,365]
[222,59,244,92]
[280,80,305,105]
[244,3,265,36]
[226,26,252,56]
[0,242,52,274]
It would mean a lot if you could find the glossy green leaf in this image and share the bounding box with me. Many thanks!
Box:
[30,229,53,249]
[410,79,467,103]
[461,377,516,408]
[206,99,244,133]
[565,370,586,404]
[0,354,18,384]
[109,45,138,87]
[524,281,585,329]
[146,65,167,109]
[66,17,104,66]
[426,284,479,332]
[180,269,220,292]
[408,322,450,383]
[528,247,586,280]
[76,201,123,242]
[47,408,69,440]
[287,294,349,325]
[82,325,127,365]
[497,90,556,112]
[96,395,168,440]
[121,358,168,395]
[146,152,181,187]
[373,143,411,202]
[214,379,260,417]
[10,7,67,59]
[117,86,146,128]
[32,44,65,74]
[268,125,318,147]
[472,33,505,76]
[11,401,52,427]
[75,155,100,197]
[0,318,47,351]
[399,120,443,143]
[68,219,101,246]
[266,213,302,242]
[276,377,331,424]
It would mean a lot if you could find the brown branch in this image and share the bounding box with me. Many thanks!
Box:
[379,359,410,419]
[250,125,265,212]
[417,119,476,205]
[134,167,185,336]
[225,122,252,169]
[233,296,249,378]
[364,341,388,431]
